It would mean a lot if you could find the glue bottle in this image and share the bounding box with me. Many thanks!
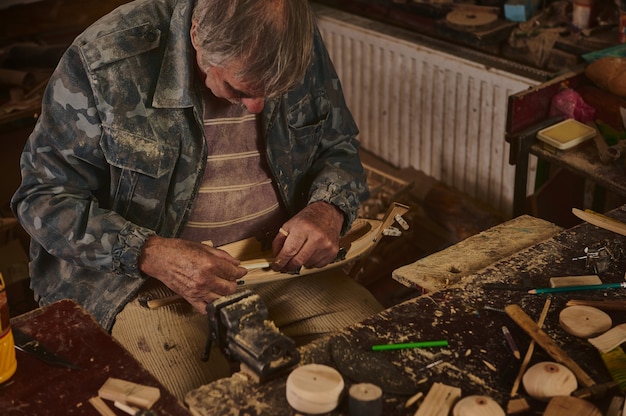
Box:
[0,272,17,383]
[572,0,595,30]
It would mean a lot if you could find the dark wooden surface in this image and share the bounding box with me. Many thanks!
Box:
[187,208,626,415]
[1,299,191,416]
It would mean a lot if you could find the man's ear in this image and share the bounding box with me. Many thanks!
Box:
[190,20,198,49]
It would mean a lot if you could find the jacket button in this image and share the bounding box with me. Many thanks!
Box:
[144,29,158,43]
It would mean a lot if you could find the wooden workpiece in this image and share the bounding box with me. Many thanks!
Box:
[186,207,626,415]
[392,215,562,292]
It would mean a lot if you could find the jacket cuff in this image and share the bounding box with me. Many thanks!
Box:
[309,183,363,235]
[113,223,156,278]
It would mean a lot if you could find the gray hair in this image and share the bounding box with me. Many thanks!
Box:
[192,0,315,97]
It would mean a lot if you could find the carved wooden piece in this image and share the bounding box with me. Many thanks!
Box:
[559,305,612,338]
[452,395,505,416]
[543,396,602,416]
[522,362,578,401]
[285,364,344,414]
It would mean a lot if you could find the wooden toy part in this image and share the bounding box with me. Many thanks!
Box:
[285,364,344,415]
[543,396,602,416]
[559,305,612,338]
[348,383,383,416]
[522,362,578,401]
[414,382,461,416]
[452,395,505,416]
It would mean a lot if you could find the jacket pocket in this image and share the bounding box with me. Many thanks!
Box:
[100,128,178,223]
[287,91,330,141]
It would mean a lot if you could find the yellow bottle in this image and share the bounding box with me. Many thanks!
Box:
[0,272,17,383]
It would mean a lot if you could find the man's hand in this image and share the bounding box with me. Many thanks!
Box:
[139,236,247,313]
[271,201,344,272]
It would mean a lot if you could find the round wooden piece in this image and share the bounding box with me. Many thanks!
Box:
[286,364,344,414]
[559,305,612,338]
[522,362,578,401]
[446,10,498,30]
[452,395,505,416]
[544,396,602,416]
[348,383,383,416]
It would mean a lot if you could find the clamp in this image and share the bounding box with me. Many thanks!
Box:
[202,289,300,382]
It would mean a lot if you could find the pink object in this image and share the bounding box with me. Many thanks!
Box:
[549,88,596,122]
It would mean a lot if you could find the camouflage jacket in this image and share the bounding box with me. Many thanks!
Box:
[11,0,367,331]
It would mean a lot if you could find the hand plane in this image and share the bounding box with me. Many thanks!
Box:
[202,289,300,382]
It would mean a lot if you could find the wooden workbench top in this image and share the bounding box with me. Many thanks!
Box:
[186,208,626,415]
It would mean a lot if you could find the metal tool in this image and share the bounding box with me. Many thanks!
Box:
[13,327,81,370]
[202,290,299,382]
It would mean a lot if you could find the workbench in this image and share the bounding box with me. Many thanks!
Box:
[1,299,191,416]
[186,209,626,415]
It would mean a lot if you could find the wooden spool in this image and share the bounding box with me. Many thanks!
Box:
[559,305,612,338]
[445,10,498,31]
[522,362,578,401]
[452,395,505,416]
[348,383,383,416]
[285,364,344,414]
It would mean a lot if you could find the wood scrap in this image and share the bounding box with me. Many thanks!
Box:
[566,299,626,311]
[88,396,116,416]
[543,396,602,416]
[588,323,626,353]
[98,377,160,409]
[414,382,461,416]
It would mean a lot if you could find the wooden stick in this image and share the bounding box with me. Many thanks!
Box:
[510,298,551,397]
[505,304,596,387]
[572,208,626,237]
[566,299,626,312]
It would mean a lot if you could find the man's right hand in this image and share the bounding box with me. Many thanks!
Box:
[138,236,247,313]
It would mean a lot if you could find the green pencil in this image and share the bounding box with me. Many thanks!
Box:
[528,282,626,294]
[371,340,448,351]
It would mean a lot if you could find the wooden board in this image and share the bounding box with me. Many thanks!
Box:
[392,215,562,292]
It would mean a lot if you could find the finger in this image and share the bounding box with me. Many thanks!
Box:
[271,227,289,256]
[272,232,306,271]
[203,245,241,266]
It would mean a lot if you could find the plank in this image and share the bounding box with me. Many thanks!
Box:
[393,215,562,292]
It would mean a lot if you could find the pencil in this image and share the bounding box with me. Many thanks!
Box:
[502,325,521,359]
[528,282,626,294]
[371,340,448,351]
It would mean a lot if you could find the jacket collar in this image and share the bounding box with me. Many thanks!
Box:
[153,0,195,108]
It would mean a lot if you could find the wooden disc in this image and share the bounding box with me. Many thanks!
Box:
[544,396,602,416]
[522,362,578,401]
[348,383,383,416]
[286,364,344,414]
[559,305,612,338]
[446,10,498,31]
[452,395,505,416]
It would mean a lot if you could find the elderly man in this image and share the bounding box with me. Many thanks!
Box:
[12,0,383,401]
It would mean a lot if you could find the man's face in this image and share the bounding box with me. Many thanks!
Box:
[191,22,265,114]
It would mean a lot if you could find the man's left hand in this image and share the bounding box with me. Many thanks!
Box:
[271,201,344,272]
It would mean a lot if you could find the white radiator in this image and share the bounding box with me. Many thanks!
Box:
[315,5,541,217]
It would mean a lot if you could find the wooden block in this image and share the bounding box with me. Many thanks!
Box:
[543,396,601,416]
[549,275,602,288]
[506,397,530,414]
[414,382,461,416]
[89,396,116,416]
[98,377,160,409]
[393,215,562,292]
